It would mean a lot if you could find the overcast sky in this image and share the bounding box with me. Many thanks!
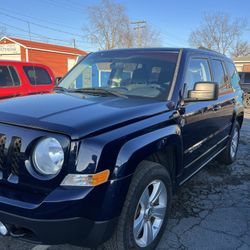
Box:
[1,0,249,52]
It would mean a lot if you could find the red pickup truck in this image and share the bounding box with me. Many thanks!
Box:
[0,61,55,99]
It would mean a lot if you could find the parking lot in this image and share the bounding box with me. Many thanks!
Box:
[0,110,249,250]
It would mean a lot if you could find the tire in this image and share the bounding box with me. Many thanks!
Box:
[104,161,172,250]
[217,122,240,165]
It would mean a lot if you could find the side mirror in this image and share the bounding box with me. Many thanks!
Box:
[187,82,219,101]
[55,77,62,86]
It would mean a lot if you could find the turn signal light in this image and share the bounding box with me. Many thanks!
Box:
[61,170,110,187]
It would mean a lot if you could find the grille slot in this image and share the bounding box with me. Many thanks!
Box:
[9,137,22,176]
[0,135,6,170]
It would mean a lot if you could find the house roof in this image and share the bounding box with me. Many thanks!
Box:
[233,55,250,62]
[0,36,87,56]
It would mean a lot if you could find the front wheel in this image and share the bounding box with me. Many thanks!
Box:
[104,161,172,250]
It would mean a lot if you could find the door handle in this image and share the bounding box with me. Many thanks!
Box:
[212,105,222,112]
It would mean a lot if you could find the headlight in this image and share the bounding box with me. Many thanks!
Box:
[32,137,64,176]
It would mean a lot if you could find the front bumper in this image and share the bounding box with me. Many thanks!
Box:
[0,209,117,247]
[0,175,132,247]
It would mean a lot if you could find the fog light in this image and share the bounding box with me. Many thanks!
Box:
[0,222,8,236]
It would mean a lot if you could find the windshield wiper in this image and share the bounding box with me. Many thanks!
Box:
[68,88,126,97]
[54,86,68,92]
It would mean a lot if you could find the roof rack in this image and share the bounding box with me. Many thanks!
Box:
[198,46,220,54]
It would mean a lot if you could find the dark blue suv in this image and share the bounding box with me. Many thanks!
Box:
[0,48,244,249]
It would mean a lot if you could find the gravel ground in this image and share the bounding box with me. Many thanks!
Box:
[0,110,249,250]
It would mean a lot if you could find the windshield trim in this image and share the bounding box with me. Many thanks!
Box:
[167,49,183,101]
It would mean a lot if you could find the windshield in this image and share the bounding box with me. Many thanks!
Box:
[58,50,179,100]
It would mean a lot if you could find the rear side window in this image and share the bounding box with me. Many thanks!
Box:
[244,73,250,84]
[211,59,232,94]
[211,60,225,86]
[184,58,211,97]
[225,62,241,89]
[0,66,20,88]
[9,66,20,86]
[23,66,52,85]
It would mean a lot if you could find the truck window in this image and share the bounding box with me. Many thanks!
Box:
[0,66,20,87]
[184,58,211,97]
[23,66,52,85]
[9,66,21,86]
[244,73,250,84]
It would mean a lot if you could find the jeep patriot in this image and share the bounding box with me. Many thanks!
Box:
[0,48,244,249]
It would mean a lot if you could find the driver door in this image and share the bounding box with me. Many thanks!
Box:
[180,57,219,182]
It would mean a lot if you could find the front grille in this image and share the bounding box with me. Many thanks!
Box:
[9,137,22,176]
[0,134,6,170]
[0,134,22,181]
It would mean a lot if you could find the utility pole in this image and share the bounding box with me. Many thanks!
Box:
[131,21,146,47]
[27,21,31,41]
[73,38,76,48]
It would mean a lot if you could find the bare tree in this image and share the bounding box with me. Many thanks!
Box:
[138,24,161,48]
[189,13,247,55]
[231,41,250,57]
[83,0,131,50]
[83,0,160,49]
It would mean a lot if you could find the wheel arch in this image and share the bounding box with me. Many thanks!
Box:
[112,124,183,185]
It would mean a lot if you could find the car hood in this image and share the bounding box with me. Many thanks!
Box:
[0,93,170,139]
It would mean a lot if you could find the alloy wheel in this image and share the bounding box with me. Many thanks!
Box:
[230,127,239,159]
[133,180,167,248]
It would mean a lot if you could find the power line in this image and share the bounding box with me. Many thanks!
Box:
[0,21,73,44]
[5,32,71,46]
[0,20,95,50]
[4,28,95,51]
[0,11,84,38]
[0,10,95,49]
[41,0,85,15]
[0,7,81,32]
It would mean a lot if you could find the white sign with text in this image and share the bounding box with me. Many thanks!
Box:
[0,44,21,55]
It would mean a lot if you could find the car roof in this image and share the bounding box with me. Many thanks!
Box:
[0,60,50,67]
[91,47,233,63]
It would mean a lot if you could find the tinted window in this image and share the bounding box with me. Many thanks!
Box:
[184,58,211,97]
[0,66,20,88]
[225,62,241,89]
[211,59,232,94]
[211,60,225,86]
[24,66,52,85]
[244,73,250,84]
[9,66,20,86]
